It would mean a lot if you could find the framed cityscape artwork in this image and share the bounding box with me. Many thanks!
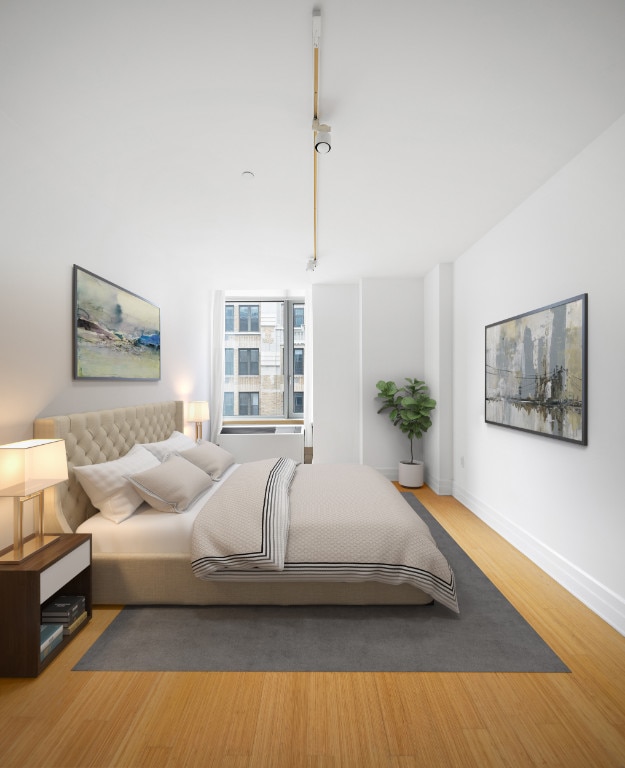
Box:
[73,265,161,380]
[485,294,587,445]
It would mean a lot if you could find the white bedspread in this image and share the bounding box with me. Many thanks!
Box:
[191,460,459,613]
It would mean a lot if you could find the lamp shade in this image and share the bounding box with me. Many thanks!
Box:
[187,401,209,423]
[0,439,68,497]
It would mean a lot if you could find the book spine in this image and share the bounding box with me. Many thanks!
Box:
[40,632,63,662]
[63,611,88,636]
[42,596,86,614]
[40,625,64,652]
[42,610,81,624]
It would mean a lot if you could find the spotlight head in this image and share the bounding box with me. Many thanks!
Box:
[315,131,331,153]
[306,257,317,272]
[312,120,332,153]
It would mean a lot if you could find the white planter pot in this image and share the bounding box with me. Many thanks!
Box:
[398,461,424,488]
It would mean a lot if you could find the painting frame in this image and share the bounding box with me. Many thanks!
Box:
[73,265,161,381]
[485,294,587,445]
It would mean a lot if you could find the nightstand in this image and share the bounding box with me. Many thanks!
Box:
[0,533,92,677]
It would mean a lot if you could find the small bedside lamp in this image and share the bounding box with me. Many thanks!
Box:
[0,439,68,563]
[187,401,209,441]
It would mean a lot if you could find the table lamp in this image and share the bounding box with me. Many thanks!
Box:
[0,439,68,563]
[187,401,209,441]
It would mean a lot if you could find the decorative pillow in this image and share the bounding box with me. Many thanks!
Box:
[141,430,196,461]
[177,441,235,480]
[73,444,160,524]
[127,455,213,513]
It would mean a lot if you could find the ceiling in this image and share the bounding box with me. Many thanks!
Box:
[2,0,625,290]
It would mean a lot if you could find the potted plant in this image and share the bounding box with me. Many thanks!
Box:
[375,378,437,487]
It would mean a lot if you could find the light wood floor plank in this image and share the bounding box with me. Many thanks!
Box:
[1,487,625,767]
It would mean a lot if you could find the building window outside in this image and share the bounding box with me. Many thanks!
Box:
[238,304,259,333]
[293,348,304,376]
[225,348,234,376]
[225,305,234,333]
[224,299,305,419]
[294,392,304,413]
[238,348,259,376]
[223,392,234,416]
[239,392,259,416]
[294,304,304,329]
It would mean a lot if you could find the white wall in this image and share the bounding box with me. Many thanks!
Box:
[0,112,210,547]
[453,115,625,634]
[424,264,454,494]
[312,277,429,474]
[311,283,361,463]
[360,277,425,476]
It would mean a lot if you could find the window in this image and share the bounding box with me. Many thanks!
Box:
[225,348,234,376]
[238,348,259,376]
[223,392,234,416]
[293,348,304,376]
[294,392,304,414]
[294,304,304,328]
[238,304,259,333]
[225,305,234,333]
[224,299,305,419]
[239,392,259,416]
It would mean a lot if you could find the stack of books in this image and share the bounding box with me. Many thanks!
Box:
[39,623,64,662]
[42,594,88,637]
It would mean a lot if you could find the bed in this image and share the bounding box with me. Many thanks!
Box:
[34,401,457,610]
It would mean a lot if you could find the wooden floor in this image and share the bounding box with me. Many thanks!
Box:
[1,486,625,768]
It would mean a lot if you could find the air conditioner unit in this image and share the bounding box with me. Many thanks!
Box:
[219,425,304,464]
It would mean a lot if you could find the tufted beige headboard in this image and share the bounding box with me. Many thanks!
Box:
[33,401,184,533]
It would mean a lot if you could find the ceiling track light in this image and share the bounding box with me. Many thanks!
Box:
[310,9,331,272]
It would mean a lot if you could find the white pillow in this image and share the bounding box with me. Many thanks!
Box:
[141,430,196,461]
[127,455,213,513]
[177,440,235,480]
[73,445,160,523]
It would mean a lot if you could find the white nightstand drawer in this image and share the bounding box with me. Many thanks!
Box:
[40,540,91,603]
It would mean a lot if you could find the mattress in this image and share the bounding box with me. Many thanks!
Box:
[77,464,238,554]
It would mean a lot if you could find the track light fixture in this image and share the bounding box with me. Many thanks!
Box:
[312,119,331,153]
[309,10,327,274]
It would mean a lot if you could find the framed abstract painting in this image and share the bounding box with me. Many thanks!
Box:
[485,294,587,445]
[73,265,161,380]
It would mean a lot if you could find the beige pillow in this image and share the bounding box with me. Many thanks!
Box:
[177,441,235,480]
[141,431,196,461]
[127,455,213,513]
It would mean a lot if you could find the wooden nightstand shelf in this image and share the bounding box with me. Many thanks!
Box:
[0,534,92,677]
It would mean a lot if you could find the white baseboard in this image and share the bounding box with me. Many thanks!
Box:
[453,483,625,637]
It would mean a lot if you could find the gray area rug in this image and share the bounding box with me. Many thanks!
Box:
[75,495,569,672]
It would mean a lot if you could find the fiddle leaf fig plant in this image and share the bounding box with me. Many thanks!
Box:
[375,378,437,464]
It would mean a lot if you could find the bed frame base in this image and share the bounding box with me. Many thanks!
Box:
[94,554,433,606]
